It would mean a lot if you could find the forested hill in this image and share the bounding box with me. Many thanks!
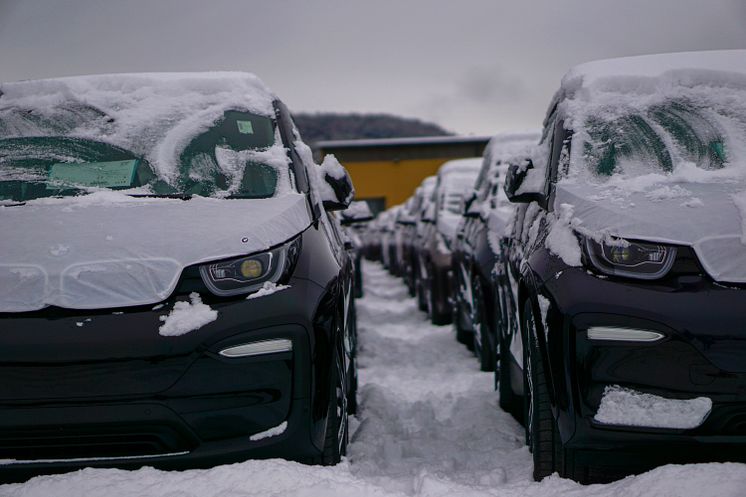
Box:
[292,112,451,144]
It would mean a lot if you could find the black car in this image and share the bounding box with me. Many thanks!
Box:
[399,178,435,297]
[496,51,746,483]
[340,201,375,298]
[416,159,480,325]
[451,133,538,370]
[0,72,358,482]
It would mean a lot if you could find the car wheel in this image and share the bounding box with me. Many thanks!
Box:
[425,263,451,326]
[498,328,519,416]
[319,339,349,465]
[347,355,358,415]
[471,277,495,371]
[454,269,472,347]
[523,299,557,480]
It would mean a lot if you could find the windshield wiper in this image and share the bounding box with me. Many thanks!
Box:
[0,200,26,207]
[127,193,193,200]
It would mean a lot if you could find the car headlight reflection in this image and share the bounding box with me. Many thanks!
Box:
[584,237,676,280]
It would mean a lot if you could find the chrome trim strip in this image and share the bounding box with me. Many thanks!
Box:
[0,450,190,466]
[219,338,293,358]
[587,326,665,342]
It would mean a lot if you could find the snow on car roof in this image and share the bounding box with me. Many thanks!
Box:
[484,131,540,165]
[438,157,482,177]
[563,50,746,91]
[0,72,277,183]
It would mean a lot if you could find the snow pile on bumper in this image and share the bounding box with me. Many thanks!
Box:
[594,385,712,429]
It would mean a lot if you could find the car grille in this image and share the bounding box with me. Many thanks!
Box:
[0,423,197,461]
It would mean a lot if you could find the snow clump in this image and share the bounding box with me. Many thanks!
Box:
[158,292,217,336]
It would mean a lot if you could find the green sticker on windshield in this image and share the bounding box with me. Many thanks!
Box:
[236,120,254,135]
[47,160,138,189]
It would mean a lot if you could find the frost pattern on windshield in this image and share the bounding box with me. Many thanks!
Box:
[0,73,296,199]
[560,70,746,187]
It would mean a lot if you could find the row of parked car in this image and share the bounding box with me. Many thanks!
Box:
[362,50,746,484]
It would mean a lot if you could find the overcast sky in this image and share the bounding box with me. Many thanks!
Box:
[1,0,745,135]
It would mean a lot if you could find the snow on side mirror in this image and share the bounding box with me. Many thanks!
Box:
[504,158,545,205]
[341,200,374,225]
[463,192,481,218]
[319,154,355,211]
[421,202,436,223]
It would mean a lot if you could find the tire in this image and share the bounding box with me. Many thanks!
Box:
[523,299,559,480]
[347,355,358,415]
[498,329,519,415]
[497,284,518,415]
[453,271,473,347]
[472,277,495,371]
[318,341,349,465]
[426,263,451,326]
[428,286,451,325]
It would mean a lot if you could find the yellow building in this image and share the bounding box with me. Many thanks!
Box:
[315,136,490,212]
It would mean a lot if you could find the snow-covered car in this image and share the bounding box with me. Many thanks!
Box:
[416,159,480,325]
[451,132,539,370]
[499,50,746,483]
[340,201,374,298]
[397,179,433,296]
[412,176,438,310]
[379,205,402,274]
[0,72,358,481]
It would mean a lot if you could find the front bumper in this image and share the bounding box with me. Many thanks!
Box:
[0,278,328,483]
[543,268,746,462]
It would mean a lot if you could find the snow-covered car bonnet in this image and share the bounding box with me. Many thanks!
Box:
[553,50,746,284]
[0,72,314,311]
[0,192,311,312]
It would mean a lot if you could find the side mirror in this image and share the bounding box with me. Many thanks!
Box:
[319,155,355,211]
[340,200,374,225]
[463,192,480,218]
[421,203,436,223]
[504,159,546,204]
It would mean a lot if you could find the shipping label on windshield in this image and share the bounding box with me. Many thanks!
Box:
[47,160,138,189]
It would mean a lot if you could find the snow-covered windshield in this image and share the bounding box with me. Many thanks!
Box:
[438,173,476,214]
[0,73,295,202]
[581,99,732,178]
[0,110,289,202]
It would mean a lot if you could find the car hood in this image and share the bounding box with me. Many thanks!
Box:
[0,192,311,312]
[555,180,746,283]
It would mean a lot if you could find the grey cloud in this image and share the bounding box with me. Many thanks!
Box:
[0,0,745,135]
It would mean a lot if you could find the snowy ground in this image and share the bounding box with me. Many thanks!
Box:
[3,261,746,496]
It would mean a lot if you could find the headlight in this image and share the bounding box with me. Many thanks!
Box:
[199,237,301,296]
[583,237,676,280]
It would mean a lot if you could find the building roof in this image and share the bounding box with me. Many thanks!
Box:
[316,135,491,149]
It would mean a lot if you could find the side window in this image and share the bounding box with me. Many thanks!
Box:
[547,119,568,185]
[274,101,309,193]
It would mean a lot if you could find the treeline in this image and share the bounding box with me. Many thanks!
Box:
[292,112,451,144]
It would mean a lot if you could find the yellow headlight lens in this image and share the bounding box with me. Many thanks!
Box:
[609,246,630,263]
[240,259,264,279]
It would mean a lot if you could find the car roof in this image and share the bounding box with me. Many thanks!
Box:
[438,157,482,177]
[563,50,746,90]
[545,50,746,127]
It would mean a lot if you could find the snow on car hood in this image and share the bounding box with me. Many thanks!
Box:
[556,176,746,283]
[0,192,311,312]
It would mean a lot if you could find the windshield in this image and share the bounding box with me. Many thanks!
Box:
[579,98,736,179]
[0,105,292,202]
[438,174,476,215]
